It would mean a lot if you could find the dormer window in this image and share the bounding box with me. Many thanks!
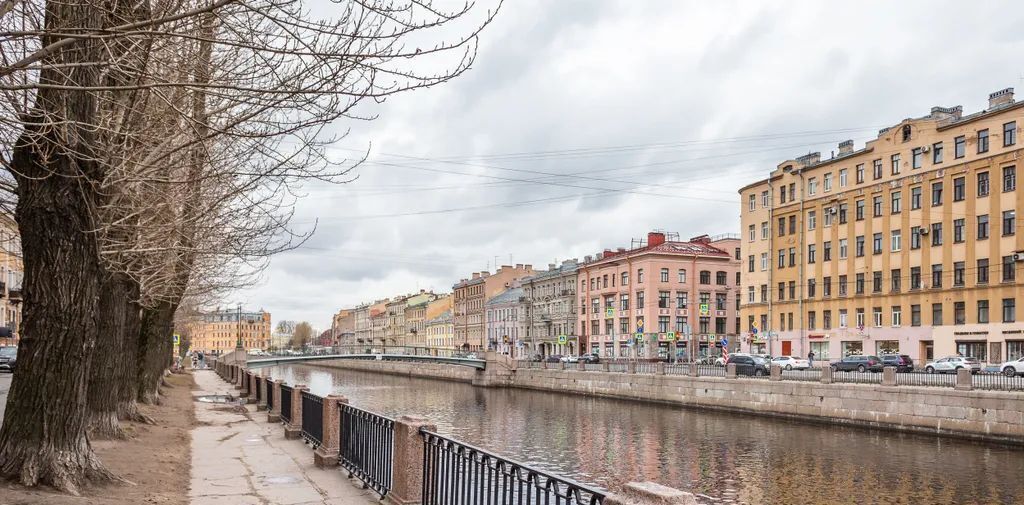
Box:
[902,124,912,142]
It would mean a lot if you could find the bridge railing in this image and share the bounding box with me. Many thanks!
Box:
[279,384,293,424]
[340,403,395,497]
[301,390,324,449]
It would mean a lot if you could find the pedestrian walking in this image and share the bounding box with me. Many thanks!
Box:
[808,350,815,368]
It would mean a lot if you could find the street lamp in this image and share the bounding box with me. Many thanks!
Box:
[235,303,243,350]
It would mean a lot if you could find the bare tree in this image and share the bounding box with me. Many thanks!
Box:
[291,321,314,349]
[0,0,500,492]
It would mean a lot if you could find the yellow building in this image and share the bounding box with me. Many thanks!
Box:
[190,308,272,355]
[739,88,1023,365]
[0,214,22,347]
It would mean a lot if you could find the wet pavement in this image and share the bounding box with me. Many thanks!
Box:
[190,370,378,505]
[267,363,1024,505]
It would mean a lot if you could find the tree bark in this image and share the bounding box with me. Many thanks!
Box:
[137,301,177,405]
[116,288,147,423]
[87,274,141,438]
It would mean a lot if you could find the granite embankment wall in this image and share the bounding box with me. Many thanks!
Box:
[312,359,1024,444]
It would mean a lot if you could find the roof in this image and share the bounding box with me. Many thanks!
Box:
[523,262,579,283]
[485,287,524,307]
[584,239,731,269]
[426,310,453,325]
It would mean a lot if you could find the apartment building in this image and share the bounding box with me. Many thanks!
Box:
[420,295,453,348]
[403,291,441,347]
[331,308,355,346]
[0,214,22,347]
[453,264,534,351]
[521,259,579,358]
[577,232,742,359]
[190,308,272,354]
[739,88,1023,364]
[485,286,527,357]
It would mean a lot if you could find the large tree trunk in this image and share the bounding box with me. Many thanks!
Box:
[117,288,146,423]
[87,274,140,438]
[137,301,177,404]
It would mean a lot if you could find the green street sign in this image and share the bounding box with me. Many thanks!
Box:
[605,307,614,318]
[667,332,676,340]
[635,333,643,342]
[558,334,567,345]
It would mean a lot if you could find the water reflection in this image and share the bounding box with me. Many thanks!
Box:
[265,364,1024,505]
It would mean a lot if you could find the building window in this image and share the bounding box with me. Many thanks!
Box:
[658,291,670,309]
[839,168,848,187]
[856,164,865,184]
[1005,166,1017,192]
[1004,210,1017,236]
[855,199,865,221]
[622,272,629,286]
[637,269,644,283]
[978,172,990,197]
[762,191,770,208]
[1004,121,1017,147]
[911,304,921,327]
[978,214,990,240]
[872,196,882,217]
[808,210,816,230]
[892,306,902,327]
[778,282,785,301]
[823,276,832,297]
[855,273,865,294]
[748,194,756,211]
[932,303,943,326]
[823,241,832,261]
[749,224,756,242]
[788,281,796,300]
[823,310,832,330]
[838,203,848,224]
[789,183,795,202]
[716,271,727,285]
[760,253,768,271]
[677,292,688,309]
[660,268,669,283]
[761,222,769,239]
[778,217,786,237]
[978,300,989,324]
[677,269,686,283]
[931,223,943,246]
[891,230,901,252]
[954,302,966,325]
[978,129,989,154]
[978,258,989,284]
[676,316,686,333]
[838,275,848,296]
[932,264,943,288]
[778,249,785,268]
[855,309,865,329]
[839,239,848,259]
[872,271,882,293]
[910,186,922,210]
[891,191,901,214]
[780,187,787,204]
[808,177,817,196]
[953,218,965,243]
[838,309,848,328]
[892,153,902,175]
[953,176,965,201]
[872,233,882,254]
[808,244,816,264]
[788,247,796,267]
[1003,298,1017,323]
[808,311,816,329]
[855,236,864,257]
[954,261,965,287]
[1003,255,1017,282]
[620,294,629,310]
[891,268,901,293]
[789,215,796,234]
[699,270,710,284]
[910,266,921,290]
[869,307,880,327]
[824,173,833,191]
[636,291,644,309]
[873,159,883,180]
[932,142,943,164]
[931,181,943,206]
[954,135,965,158]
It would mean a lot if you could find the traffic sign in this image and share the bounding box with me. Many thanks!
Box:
[172,333,180,345]
[636,318,644,332]
[667,332,676,340]
[558,334,567,345]
[635,333,643,343]
[605,307,615,318]
[699,304,710,316]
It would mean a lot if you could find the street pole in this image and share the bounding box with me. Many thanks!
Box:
[235,304,243,350]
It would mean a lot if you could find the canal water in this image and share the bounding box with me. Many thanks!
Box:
[265,364,1024,505]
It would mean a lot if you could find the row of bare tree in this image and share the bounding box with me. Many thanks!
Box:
[0,0,497,493]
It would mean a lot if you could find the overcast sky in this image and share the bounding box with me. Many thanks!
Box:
[235,0,1024,330]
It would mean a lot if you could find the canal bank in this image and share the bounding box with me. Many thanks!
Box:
[303,357,1024,445]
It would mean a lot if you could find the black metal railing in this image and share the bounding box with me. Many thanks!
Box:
[301,390,324,448]
[832,371,883,384]
[697,364,725,377]
[255,375,262,400]
[665,364,690,376]
[340,403,395,497]
[781,369,822,382]
[280,384,293,424]
[895,371,957,388]
[635,362,657,374]
[266,378,274,410]
[421,430,606,505]
[973,373,1024,391]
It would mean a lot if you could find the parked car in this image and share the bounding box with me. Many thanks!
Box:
[727,354,770,376]
[0,346,16,372]
[924,356,982,374]
[831,355,884,373]
[545,354,563,363]
[880,354,914,372]
[771,356,810,370]
[247,348,266,356]
[999,357,1024,377]
[560,355,579,363]
[580,353,601,364]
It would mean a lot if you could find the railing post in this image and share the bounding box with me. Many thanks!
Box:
[656,362,665,375]
[559,361,566,371]
[955,368,973,391]
[542,360,549,370]
[285,385,307,439]
[314,395,347,468]
[770,364,782,381]
[627,361,637,374]
[257,373,268,411]
[605,482,698,505]
[236,366,245,389]
[602,362,610,372]
[882,366,897,386]
[689,363,699,377]
[267,379,281,422]
[726,363,737,379]
[247,372,258,403]
[390,416,435,505]
[820,366,833,384]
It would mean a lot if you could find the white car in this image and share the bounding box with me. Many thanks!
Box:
[560,355,579,363]
[923,356,982,374]
[772,356,810,370]
[1000,357,1024,377]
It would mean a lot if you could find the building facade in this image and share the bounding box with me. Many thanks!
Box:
[331,308,355,346]
[453,264,534,351]
[190,308,272,354]
[0,214,22,347]
[485,286,528,358]
[739,88,1024,364]
[425,310,454,349]
[522,259,579,358]
[577,232,742,360]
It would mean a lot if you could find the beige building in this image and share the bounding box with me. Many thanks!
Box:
[331,308,355,346]
[739,88,1023,365]
[190,308,272,354]
[453,264,534,351]
[0,214,22,347]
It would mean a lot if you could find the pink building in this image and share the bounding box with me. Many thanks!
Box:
[577,232,742,359]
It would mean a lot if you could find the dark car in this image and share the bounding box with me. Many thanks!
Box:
[580,353,601,364]
[727,354,770,377]
[545,354,563,363]
[880,354,914,372]
[0,346,16,373]
[831,355,884,373]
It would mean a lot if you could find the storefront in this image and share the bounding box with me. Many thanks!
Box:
[807,334,828,361]
[955,340,987,361]
[875,340,900,355]
[604,341,614,357]
[841,340,864,357]
[1008,340,1024,361]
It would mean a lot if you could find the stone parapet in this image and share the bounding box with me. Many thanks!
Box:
[605,482,698,505]
[285,384,306,439]
[390,415,436,505]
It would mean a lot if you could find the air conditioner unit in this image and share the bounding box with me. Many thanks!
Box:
[918,228,929,235]
[1015,252,1024,262]
[921,145,931,153]
[828,207,838,214]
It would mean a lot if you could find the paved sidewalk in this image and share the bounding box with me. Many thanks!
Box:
[190,370,378,505]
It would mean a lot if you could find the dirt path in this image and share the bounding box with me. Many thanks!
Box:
[1,372,195,504]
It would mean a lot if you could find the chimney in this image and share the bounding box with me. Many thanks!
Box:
[524,264,532,270]
[989,87,1014,109]
[617,247,626,253]
[837,140,853,155]
[515,263,523,269]
[548,263,556,270]
[930,105,963,121]
[501,264,512,271]
[689,234,711,244]
[481,271,490,278]
[795,152,821,166]
[471,273,479,280]
[647,232,666,247]
[584,255,592,262]
[603,248,613,257]
[596,252,604,260]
